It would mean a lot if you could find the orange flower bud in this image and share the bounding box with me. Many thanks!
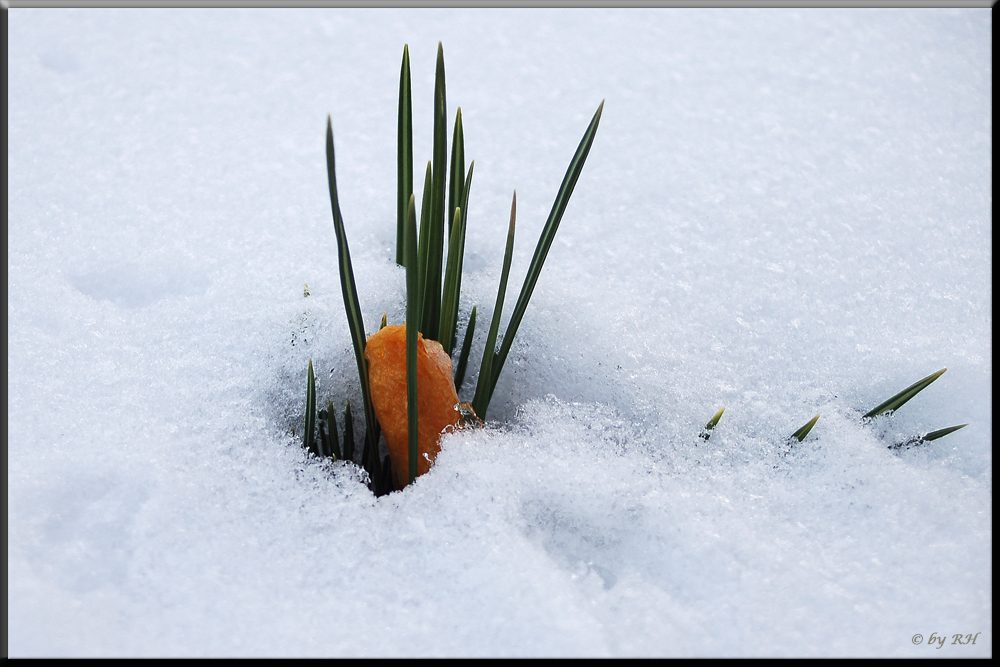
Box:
[365,324,464,489]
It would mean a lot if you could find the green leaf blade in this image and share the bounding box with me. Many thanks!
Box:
[303,359,317,455]
[472,193,517,419]
[327,400,340,460]
[454,305,477,392]
[382,456,395,494]
[447,162,475,356]
[422,42,448,342]
[397,44,413,266]
[790,414,820,442]
[448,107,465,239]
[416,161,433,333]
[889,423,968,450]
[326,119,380,489]
[438,206,464,355]
[699,407,726,441]
[489,101,604,397]
[343,401,354,463]
[923,423,968,442]
[864,368,947,419]
[405,194,420,486]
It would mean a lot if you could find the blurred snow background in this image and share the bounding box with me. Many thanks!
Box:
[7,8,991,657]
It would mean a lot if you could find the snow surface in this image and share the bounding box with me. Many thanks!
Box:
[7,8,992,657]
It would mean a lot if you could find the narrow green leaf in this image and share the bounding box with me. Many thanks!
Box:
[448,107,465,238]
[890,423,968,450]
[363,422,383,493]
[705,407,726,431]
[371,418,383,488]
[790,414,820,442]
[460,161,475,226]
[472,193,516,419]
[318,404,329,458]
[360,401,370,471]
[318,421,328,458]
[699,407,726,441]
[422,42,448,342]
[326,118,380,473]
[438,206,464,355]
[454,305,477,392]
[327,400,340,460]
[397,45,413,266]
[303,359,317,455]
[343,401,354,463]
[354,397,382,493]
[380,313,388,330]
[405,194,420,486]
[446,162,474,356]
[382,455,395,494]
[864,368,947,419]
[924,423,968,442]
[489,101,604,398]
[416,160,433,332]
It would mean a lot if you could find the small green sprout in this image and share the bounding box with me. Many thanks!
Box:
[889,423,968,451]
[790,414,820,443]
[864,368,946,419]
[700,407,726,441]
[303,359,317,456]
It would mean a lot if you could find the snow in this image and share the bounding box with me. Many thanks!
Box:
[7,7,991,657]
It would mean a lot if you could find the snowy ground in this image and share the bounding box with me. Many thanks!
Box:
[7,8,991,657]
